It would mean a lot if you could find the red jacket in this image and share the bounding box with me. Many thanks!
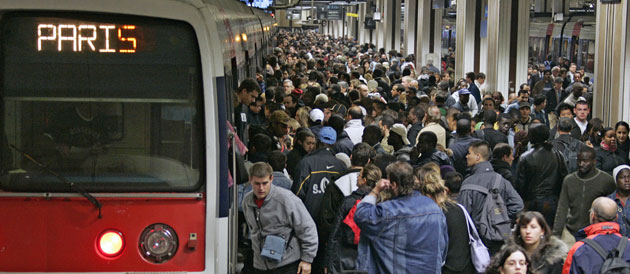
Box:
[563,222,630,274]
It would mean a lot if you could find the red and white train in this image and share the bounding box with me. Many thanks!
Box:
[0,0,275,273]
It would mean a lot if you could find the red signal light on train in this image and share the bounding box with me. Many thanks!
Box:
[97,230,125,257]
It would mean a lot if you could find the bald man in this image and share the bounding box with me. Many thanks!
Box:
[344,106,364,145]
[563,197,630,274]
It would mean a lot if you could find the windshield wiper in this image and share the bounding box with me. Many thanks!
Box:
[9,144,102,218]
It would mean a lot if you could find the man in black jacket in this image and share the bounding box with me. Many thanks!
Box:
[545,77,568,128]
[515,124,568,226]
[319,143,374,253]
[491,143,514,185]
[292,126,347,273]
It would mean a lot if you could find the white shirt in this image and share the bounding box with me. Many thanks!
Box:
[344,119,364,145]
[451,92,479,116]
[574,117,588,134]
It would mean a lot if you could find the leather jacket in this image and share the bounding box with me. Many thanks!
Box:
[515,145,568,201]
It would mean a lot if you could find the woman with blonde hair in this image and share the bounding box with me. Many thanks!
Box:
[295,106,312,129]
[415,164,475,273]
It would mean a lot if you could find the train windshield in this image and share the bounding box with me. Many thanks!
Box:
[0,12,204,192]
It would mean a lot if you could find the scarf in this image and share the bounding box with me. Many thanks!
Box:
[601,140,618,152]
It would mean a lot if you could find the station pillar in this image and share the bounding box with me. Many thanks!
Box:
[513,0,530,92]
[358,3,367,44]
[594,0,630,125]
[415,0,431,69]
[485,0,512,94]
[403,0,417,56]
[383,0,402,52]
[433,8,443,63]
[374,0,385,49]
[455,0,479,79]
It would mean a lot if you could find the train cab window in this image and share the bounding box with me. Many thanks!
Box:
[0,12,204,192]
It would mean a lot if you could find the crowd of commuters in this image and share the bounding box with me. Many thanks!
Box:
[233,30,630,274]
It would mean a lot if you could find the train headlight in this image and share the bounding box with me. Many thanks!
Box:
[97,230,125,257]
[139,223,178,264]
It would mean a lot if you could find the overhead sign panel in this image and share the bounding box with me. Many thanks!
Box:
[327,5,343,20]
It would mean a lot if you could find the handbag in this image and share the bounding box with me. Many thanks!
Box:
[261,234,288,262]
[457,203,491,273]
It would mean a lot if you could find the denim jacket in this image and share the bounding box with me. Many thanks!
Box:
[354,191,448,274]
[608,191,630,237]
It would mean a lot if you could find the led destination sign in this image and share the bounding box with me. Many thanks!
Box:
[37,23,137,53]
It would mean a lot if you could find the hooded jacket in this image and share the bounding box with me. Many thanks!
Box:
[491,159,514,185]
[318,168,362,246]
[242,185,319,270]
[563,222,630,274]
[505,236,568,274]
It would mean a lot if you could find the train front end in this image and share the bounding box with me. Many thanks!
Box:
[0,1,227,273]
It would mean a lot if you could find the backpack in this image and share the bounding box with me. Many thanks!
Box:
[460,174,511,242]
[581,237,630,274]
[556,139,580,174]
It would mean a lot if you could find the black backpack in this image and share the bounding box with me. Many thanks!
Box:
[459,174,511,242]
[581,237,630,274]
[556,139,580,174]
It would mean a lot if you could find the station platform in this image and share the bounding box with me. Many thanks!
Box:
[273,0,630,126]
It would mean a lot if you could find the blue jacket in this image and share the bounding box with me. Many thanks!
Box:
[608,191,630,238]
[564,222,630,274]
[354,191,448,274]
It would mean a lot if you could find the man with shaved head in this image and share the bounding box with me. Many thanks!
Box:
[344,106,364,145]
[563,197,630,273]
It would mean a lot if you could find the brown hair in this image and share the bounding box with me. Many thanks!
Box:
[511,211,552,257]
[414,163,454,211]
